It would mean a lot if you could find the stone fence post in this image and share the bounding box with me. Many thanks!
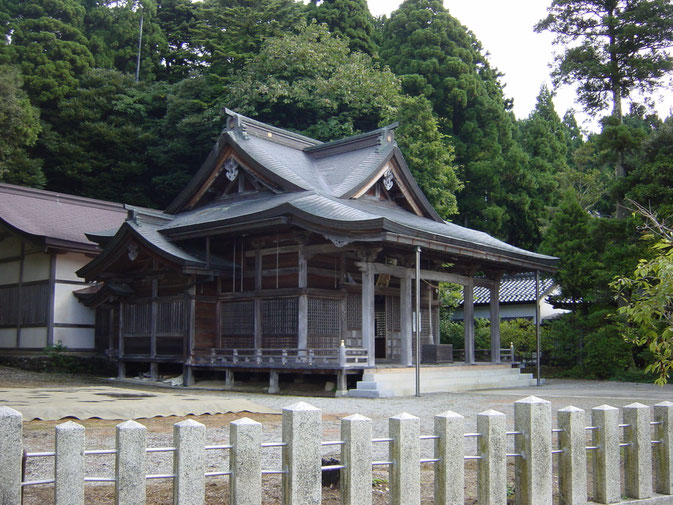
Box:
[55,420,85,505]
[654,401,673,495]
[116,420,147,505]
[173,419,206,505]
[592,405,620,504]
[514,396,552,505]
[0,407,22,505]
[282,402,321,505]
[623,402,652,499]
[230,417,262,505]
[557,406,587,505]
[389,412,420,505]
[477,409,506,505]
[341,414,372,505]
[434,411,464,505]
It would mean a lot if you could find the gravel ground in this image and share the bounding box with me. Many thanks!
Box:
[4,365,673,504]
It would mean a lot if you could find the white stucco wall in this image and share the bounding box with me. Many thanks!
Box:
[54,284,94,325]
[22,252,50,282]
[0,328,17,348]
[54,327,94,349]
[0,234,21,284]
[55,252,91,282]
[18,327,47,348]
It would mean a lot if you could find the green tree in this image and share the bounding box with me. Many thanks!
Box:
[0,66,45,187]
[192,0,305,82]
[541,192,597,306]
[84,0,168,82]
[307,0,378,56]
[379,0,526,243]
[0,0,94,111]
[613,204,673,384]
[394,95,461,218]
[227,22,401,140]
[156,0,200,81]
[536,0,673,216]
[515,85,567,244]
[38,69,155,205]
[624,116,673,219]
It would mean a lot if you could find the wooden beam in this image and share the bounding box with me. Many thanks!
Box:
[355,261,495,287]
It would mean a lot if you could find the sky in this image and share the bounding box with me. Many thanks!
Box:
[367,0,673,132]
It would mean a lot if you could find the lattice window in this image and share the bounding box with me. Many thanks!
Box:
[375,311,386,338]
[157,299,184,334]
[386,295,400,332]
[262,298,297,336]
[308,297,340,336]
[221,301,254,336]
[308,297,340,349]
[346,292,361,330]
[123,302,151,335]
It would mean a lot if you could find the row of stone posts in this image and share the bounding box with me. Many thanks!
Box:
[2,398,673,505]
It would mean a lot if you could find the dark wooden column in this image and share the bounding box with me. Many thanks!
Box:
[254,248,262,349]
[297,245,308,351]
[463,279,475,365]
[400,272,412,366]
[361,262,375,366]
[489,275,503,364]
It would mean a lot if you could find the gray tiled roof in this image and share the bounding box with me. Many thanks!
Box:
[0,183,127,251]
[468,273,556,305]
[161,192,556,268]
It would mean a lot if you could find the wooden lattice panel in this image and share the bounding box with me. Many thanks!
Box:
[346,292,362,330]
[220,301,254,336]
[386,295,401,332]
[123,302,151,335]
[262,298,297,336]
[157,299,185,334]
[308,297,340,349]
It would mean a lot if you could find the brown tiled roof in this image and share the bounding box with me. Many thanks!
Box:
[0,183,128,253]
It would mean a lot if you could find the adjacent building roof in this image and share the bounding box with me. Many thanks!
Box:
[0,183,129,253]
[467,273,557,305]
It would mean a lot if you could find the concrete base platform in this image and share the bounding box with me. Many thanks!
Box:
[348,363,535,398]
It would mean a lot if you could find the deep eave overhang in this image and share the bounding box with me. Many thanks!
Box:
[0,217,100,255]
[76,222,207,281]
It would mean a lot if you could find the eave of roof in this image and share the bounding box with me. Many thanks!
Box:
[0,183,128,253]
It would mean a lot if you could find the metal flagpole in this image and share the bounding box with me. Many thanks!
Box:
[415,246,421,397]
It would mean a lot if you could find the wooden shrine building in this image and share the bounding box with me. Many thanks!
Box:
[77,110,557,394]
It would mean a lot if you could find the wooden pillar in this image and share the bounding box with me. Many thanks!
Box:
[254,249,262,349]
[489,278,501,364]
[150,261,158,379]
[46,252,56,346]
[361,263,375,367]
[297,246,308,351]
[16,242,24,347]
[400,272,412,366]
[183,278,196,385]
[426,283,435,345]
[463,279,475,365]
[118,301,125,379]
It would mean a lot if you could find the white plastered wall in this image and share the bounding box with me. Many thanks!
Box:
[22,251,50,282]
[18,327,47,348]
[54,327,94,349]
[0,328,17,348]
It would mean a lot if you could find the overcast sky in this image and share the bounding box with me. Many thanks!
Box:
[368,0,673,132]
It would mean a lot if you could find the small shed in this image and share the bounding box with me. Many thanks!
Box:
[0,184,128,352]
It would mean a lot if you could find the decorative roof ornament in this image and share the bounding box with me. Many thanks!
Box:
[225,158,239,181]
[383,169,394,191]
[127,243,138,261]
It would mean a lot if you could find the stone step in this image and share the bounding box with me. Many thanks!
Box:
[349,366,536,397]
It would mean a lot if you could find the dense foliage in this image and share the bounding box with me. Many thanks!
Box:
[1,0,673,380]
